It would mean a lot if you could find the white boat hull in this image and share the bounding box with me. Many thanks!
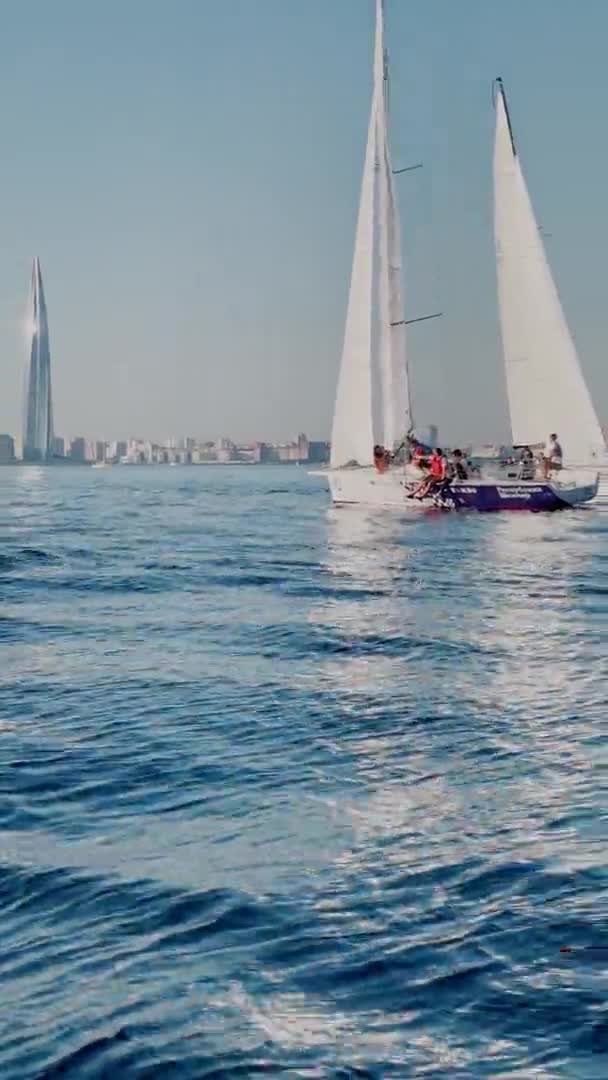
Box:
[320,466,598,512]
[326,467,424,509]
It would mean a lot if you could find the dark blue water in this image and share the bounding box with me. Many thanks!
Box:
[1,465,607,1078]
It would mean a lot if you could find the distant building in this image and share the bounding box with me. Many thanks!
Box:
[70,437,84,462]
[258,437,315,463]
[308,440,330,463]
[23,258,54,462]
[276,444,295,462]
[259,442,276,463]
[70,437,93,463]
[124,439,142,463]
[52,436,65,457]
[216,437,235,463]
[95,441,106,463]
[235,442,263,463]
[107,440,127,462]
[0,434,15,464]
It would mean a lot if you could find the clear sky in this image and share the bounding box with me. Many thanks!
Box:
[1,0,607,444]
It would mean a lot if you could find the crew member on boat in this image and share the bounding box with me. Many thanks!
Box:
[542,433,563,478]
[518,445,535,480]
[451,449,468,480]
[409,447,447,499]
[412,444,430,469]
[403,434,431,469]
[373,444,390,473]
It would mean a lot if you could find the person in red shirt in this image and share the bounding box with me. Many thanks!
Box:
[412,443,429,469]
[373,444,390,473]
[409,448,446,499]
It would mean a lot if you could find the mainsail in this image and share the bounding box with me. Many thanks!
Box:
[330,0,410,468]
[493,78,605,463]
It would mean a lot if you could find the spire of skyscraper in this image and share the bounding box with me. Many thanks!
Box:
[23,257,54,461]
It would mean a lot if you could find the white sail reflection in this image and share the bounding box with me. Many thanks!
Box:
[304,507,428,700]
[470,514,607,717]
[14,464,46,491]
[307,506,496,706]
[306,510,606,915]
[2,467,50,540]
[322,506,409,583]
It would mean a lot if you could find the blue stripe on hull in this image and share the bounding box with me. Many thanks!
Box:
[444,483,569,512]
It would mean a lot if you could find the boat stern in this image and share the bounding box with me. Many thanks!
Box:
[550,470,599,507]
[447,471,599,511]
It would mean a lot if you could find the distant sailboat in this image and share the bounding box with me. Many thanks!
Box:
[493,78,608,498]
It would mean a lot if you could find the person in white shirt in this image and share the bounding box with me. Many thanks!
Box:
[543,433,563,478]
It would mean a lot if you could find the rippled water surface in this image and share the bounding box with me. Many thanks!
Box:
[1,465,607,1078]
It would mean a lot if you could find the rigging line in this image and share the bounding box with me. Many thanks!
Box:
[392,312,443,327]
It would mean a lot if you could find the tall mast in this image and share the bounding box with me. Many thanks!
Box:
[374,0,385,97]
[494,77,517,157]
[375,0,413,443]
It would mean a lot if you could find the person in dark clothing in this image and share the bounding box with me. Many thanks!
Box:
[451,449,468,480]
[519,445,535,480]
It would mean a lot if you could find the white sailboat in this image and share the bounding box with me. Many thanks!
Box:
[323,0,419,507]
[493,78,608,501]
[320,4,597,512]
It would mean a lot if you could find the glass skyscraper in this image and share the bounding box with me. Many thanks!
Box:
[23,258,54,462]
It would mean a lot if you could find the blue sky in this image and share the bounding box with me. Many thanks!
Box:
[0,0,607,444]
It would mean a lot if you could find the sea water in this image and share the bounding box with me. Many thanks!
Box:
[1,465,606,1078]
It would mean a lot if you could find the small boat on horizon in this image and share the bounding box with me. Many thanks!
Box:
[319,0,598,512]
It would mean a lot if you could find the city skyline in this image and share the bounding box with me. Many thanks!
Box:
[1,2,608,444]
[0,428,331,467]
